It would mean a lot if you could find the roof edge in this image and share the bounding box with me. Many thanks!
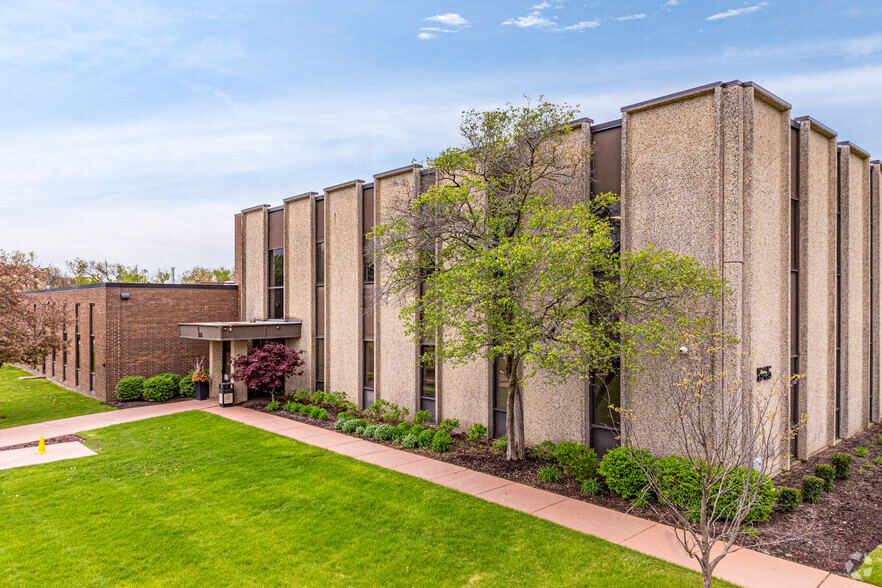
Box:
[373,164,422,180]
[283,191,318,203]
[838,141,871,159]
[324,179,364,193]
[621,81,723,113]
[793,116,837,139]
[241,204,270,214]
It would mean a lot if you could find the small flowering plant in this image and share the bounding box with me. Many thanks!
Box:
[192,357,210,382]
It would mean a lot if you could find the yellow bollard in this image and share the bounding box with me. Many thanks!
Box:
[36,436,47,454]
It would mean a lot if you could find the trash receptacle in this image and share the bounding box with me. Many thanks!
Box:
[219,382,234,407]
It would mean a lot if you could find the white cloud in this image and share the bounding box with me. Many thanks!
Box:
[502,12,556,29]
[532,1,551,9]
[707,3,768,21]
[615,14,648,21]
[417,32,437,40]
[563,20,601,31]
[663,0,680,7]
[425,13,469,28]
[421,27,458,33]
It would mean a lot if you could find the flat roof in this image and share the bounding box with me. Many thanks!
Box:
[178,320,302,341]
[23,282,238,295]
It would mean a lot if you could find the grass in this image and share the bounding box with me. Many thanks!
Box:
[0,411,732,587]
[859,546,882,585]
[0,365,114,429]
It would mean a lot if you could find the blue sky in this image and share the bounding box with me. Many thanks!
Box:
[1,0,881,271]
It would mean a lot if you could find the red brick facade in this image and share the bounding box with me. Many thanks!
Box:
[20,283,238,402]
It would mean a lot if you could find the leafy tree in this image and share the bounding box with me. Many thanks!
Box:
[65,258,149,284]
[0,252,66,369]
[180,266,234,284]
[372,99,724,460]
[230,342,304,403]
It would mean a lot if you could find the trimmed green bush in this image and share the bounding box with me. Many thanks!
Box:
[776,486,801,513]
[856,447,869,458]
[334,414,349,430]
[284,401,302,413]
[467,423,488,441]
[714,467,777,522]
[374,424,396,441]
[814,463,835,491]
[355,426,366,436]
[364,424,379,438]
[179,372,196,398]
[598,447,655,500]
[401,433,420,449]
[310,390,326,405]
[418,428,436,448]
[438,418,459,433]
[266,401,280,412]
[831,452,854,479]
[313,408,329,421]
[530,440,556,459]
[654,456,701,516]
[342,419,360,434]
[409,425,426,437]
[537,465,560,483]
[431,431,452,452]
[801,475,824,504]
[142,374,179,402]
[552,441,598,483]
[115,376,145,402]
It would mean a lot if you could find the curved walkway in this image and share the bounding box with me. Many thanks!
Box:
[0,401,862,588]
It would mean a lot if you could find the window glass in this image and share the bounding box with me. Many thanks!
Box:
[269,289,284,320]
[363,341,375,389]
[494,356,508,409]
[315,340,325,387]
[316,243,325,285]
[591,372,621,428]
[269,249,284,287]
[420,346,436,398]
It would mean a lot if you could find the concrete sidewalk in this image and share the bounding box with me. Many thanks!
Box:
[0,441,96,470]
[0,399,211,448]
[204,405,862,588]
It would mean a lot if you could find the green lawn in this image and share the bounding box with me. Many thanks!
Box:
[859,546,882,584]
[0,411,732,587]
[0,365,114,429]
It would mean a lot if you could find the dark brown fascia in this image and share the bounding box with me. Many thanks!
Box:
[362,182,374,189]
[373,164,422,180]
[590,119,622,132]
[241,203,270,214]
[324,179,364,193]
[793,116,837,139]
[740,81,791,111]
[838,141,872,160]
[620,81,724,113]
[267,205,284,213]
[23,282,238,295]
[872,160,881,165]
[283,191,318,203]
[567,116,594,129]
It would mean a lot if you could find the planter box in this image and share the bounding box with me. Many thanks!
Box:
[194,381,209,401]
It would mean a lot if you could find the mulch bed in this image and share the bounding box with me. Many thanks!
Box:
[242,397,881,577]
[103,397,195,410]
[0,434,86,452]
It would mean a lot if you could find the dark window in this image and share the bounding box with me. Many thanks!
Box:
[364,341,375,389]
[89,303,95,392]
[363,240,374,283]
[74,304,80,386]
[61,319,67,382]
[315,196,326,394]
[492,356,508,438]
[315,243,325,286]
[590,368,621,459]
[268,248,284,319]
[835,155,843,439]
[790,179,801,456]
[222,341,232,382]
[419,345,436,420]
[315,339,324,393]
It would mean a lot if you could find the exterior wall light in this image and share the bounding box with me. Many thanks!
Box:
[219,382,235,407]
[120,293,131,300]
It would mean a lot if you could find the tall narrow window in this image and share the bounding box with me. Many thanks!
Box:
[419,345,436,419]
[89,303,96,393]
[789,127,801,457]
[222,341,231,382]
[51,346,56,377]
[315,197,325,392]
[62,317,67,382]
[362,186,375,408]
[836,155,843,438]
[74,304,80,387]
[492,356,509,438]
[268,248,284,319]
[590,366,621,459]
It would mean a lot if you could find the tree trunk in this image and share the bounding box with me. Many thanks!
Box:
[506,356,526,461]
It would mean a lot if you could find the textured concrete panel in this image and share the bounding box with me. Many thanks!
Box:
[440,359,489,432]
[802,123,838,454]
[243,208,268,321]
[522,372,585,445]
[326,183,362,402]
[284,196,314,393]
[375,168,420,413]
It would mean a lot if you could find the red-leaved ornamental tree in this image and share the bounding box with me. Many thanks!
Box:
[0,252,66,369]
[230,342,304,402]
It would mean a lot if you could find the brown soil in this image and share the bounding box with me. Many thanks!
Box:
[243,397,881,577]
[0,434,86,451]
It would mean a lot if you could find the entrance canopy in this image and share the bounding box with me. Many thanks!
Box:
[178,320,302,341]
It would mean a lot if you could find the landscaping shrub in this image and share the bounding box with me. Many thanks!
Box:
[334,414,350,430]
[142,374,180,402]
[364,424,379,438]
[310,390,327,405]
[776,487,801,513]
[598,447,655,500]
[374,424,396,441]
[115,376,145,402]
[467,423,488,441]
[179,372,196,398]
[285,401,303,413]
[369,399,408,423]
[814,463,835,491]
[402,433,420,449]
[856,447,869,458]
[431,431,452,453]
[552,441,598,482]
[413,410,433,425]
[537,465,560,483]
[418,428,436,448]
[492,435,507,451]
[581,477,602,495]
[713,467,777,522]
[410,425,426,437]
[801,475,824,504]
[342,419,360,434]
[654,456,701,516]
[530,440,556,459]
[355,426,366,436]
[831,452,854,479]
[438,418,459,433]
[313,408,329,421]
[266,401,280,412]
[293,389,311,402]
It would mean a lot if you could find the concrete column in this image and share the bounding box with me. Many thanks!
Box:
[241,204,270,321]
[283,192,316,393]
